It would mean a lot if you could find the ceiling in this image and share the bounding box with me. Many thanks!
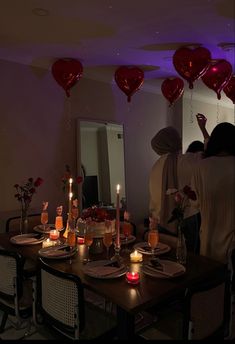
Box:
[0,0,234,102]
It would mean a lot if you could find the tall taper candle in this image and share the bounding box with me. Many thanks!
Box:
[116,184,120,248]
[68,178,73,214]
[69,192,73,215]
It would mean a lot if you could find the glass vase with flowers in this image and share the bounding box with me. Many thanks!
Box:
[167,185,197,264]
[14,177,43,234]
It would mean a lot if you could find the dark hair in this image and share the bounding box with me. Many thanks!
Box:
[186,140,204,153]
[204,122,235,158]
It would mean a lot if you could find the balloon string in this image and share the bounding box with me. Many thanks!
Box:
[216,102,220,124]
[190,89,194,124]
[66,97,72,131]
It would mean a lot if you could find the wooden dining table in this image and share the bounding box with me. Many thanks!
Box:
[0,231,227,339]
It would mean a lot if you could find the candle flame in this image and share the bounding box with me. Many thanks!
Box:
[116,184,120,193]
[69,178,73,184]
[69,192,73,200]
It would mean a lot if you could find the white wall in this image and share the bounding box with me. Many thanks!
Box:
[0,58,182,231]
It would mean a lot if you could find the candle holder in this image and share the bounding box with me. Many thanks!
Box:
[130,250,143,263]
[111,244,123,264]
[126,271,140,285]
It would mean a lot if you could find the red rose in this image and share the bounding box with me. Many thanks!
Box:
[76,176,83,184]
[34,177,43,187]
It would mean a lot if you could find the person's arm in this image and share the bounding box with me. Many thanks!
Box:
[196,113,210,140]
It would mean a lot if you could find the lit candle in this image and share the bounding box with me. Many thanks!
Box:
[42,238,53,248]
[69,178,73,214]
[77,236,85,244]
[130,250,143,263]
[126,271,140,285]
[116,184,120,248]
[68,191,73,215]
[49,229,59,240]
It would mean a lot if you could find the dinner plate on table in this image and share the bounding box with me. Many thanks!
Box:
[38,245,77,259]
[33,224,64,234]
[133,241,171,256]
[10,233,45,246]
[142,259,185,279]
[119,234,136,245]
[83,260,127,279]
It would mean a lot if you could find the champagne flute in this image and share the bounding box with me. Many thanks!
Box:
[123,222,132,244]
[41,210,48,232]
[148,229,159,258]
[84,225,93,263]
[103,220,113,260]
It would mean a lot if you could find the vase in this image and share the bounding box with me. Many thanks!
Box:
[176,223,187,265]
[20,209,29,234]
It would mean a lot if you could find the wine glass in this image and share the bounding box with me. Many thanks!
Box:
[67,225,76,264]
[147,229,159,258]
[41,210,48,232]
[103,221,113,260]
[83,225,93,263]
[123,222,132,244]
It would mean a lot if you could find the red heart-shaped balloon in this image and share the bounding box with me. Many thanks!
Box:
[161,78,184,106]
[52,59,83,97]
[223,75,235,104]
[173,47,211,89]
[115,66,144,102]
[202,60,232,100]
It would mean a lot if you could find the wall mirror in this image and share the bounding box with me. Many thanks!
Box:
[77,119,126,212]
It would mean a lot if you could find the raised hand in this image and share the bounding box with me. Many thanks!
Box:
[196,113,209,140]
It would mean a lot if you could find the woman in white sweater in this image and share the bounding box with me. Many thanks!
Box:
[191,122,235,264]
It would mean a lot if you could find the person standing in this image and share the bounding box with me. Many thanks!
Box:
[149,114,209,252]
[191,122,235,263]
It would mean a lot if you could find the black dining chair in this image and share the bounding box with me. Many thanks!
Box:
[138,267,231,340]
[0,249,33,335]
[6,213,41,233]
[32,258,116,340]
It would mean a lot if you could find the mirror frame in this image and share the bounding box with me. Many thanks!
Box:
[76,118,126,214]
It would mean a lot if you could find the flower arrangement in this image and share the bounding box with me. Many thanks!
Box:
[80,206,114,223]
[167,185,196,225]
[61,164,83,193]
[14,177,43,216]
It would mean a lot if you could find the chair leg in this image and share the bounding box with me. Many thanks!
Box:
[0,312,8,333]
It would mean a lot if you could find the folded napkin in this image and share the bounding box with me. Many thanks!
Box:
[11,236,39,244]
[85,265,124,277]
[145,260,185,277]
[137,244,160,253]
[43,249,70,257]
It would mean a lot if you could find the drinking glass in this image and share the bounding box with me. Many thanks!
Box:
[147,229,159,258]
[55,216,63,231]
[41,210,48,231]
[123,222,132,244]
[67,227,76,264]
[83,226,93,263]
[103,222,113,259]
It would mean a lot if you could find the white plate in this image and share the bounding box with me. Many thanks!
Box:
[10,233,45,246]
[38,245,77,259]
[120,234,136,245]
[142,260,185,279]
[133,242,171,255]
[33,224,64,234]
[83,260,127,279]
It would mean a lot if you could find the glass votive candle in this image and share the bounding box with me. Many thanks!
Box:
[130,250,143,263]
[77,237,85,244]
[126,271,140,285]
[49,229,59,240]
[42,238,53,248]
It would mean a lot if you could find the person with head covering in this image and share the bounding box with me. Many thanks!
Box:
[186,140,204,153]
[191,122,235,264]
[149,115,209,252]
